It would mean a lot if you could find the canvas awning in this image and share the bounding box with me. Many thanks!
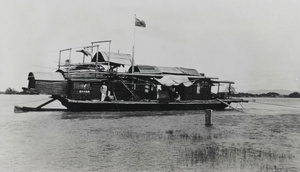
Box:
[155,75,195,87]
[132,65,200,76]
[92,51,132,67]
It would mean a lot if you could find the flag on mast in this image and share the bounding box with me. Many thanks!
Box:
[135,18,146,28]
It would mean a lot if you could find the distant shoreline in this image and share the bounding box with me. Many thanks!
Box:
[232,92,300,98]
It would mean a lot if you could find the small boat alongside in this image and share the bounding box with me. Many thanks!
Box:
[15,40,247,112]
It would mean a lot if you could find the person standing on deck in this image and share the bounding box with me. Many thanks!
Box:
[174,91,181,102]
[100,82,107,101]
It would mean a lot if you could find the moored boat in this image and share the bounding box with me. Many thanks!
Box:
[15,40,247,112]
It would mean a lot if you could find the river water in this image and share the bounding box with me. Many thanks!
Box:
[0,95,299,172]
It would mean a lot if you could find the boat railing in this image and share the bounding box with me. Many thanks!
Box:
[58,48,72,70]
[57,40,112,78]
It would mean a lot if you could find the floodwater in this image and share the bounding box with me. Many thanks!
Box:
[0,95,299,172]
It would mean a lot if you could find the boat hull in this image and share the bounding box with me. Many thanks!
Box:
[60,99,245,112]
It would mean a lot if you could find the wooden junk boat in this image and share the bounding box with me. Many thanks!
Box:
[15,40,247,112]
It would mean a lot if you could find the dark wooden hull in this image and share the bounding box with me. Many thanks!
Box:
[59,99,246,112]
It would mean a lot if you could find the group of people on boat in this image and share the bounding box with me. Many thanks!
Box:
[157,86,181,102]
[99,80,181,102]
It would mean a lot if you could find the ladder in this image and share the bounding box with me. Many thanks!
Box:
[119,79,140,101]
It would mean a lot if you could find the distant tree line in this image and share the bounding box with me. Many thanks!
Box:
[232,92,300,98]
[4,87,19,94]
[224,86,300,98]
[287,92,300,98]
[0,87,38,95]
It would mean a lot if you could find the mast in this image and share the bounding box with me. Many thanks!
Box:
[132,14,136,74]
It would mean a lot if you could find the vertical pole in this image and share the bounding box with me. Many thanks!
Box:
[68,49,72,62]
[108,41,111,72]
[205,109,213,126]
[96,45,99,69]
[83,51,85,63]
[91,42,94,56]
[132,14,136,74]
[58,51,61,69]
[132,46,135,73]
[131,14,136,91]
[83,47,86,63]
[91,43,94,76]
[228,83,231,98]
[131,46,135,91]
[67,48,72,79]
[91,42,95,77]
[217,83,220,98]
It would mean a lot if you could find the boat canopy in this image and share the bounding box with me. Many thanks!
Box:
[130,65,200,76]
[92,51,132,67]
[155,75,195,87]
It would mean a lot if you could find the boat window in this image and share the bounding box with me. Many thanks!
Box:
[73,82,91,90]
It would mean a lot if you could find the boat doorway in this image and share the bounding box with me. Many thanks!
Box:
[91,83,101,100]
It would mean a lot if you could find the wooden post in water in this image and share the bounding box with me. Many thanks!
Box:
[205,109,213,126]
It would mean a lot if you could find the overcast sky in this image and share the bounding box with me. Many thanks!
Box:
[1,0,300,92]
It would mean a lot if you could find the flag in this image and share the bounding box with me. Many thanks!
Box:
[135,18,146,27]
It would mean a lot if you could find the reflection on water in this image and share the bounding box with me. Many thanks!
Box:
[61,111,190,120]
[0,95,300,171]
